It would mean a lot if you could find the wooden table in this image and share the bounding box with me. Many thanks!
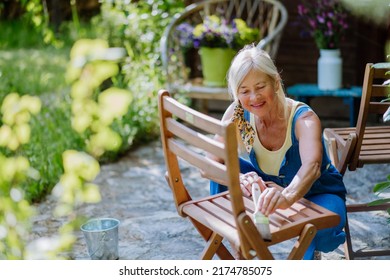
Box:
[287,84,362,126]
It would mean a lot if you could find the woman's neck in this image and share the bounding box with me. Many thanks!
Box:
[258,100,290,129]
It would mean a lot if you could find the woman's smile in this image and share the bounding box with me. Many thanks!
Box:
[251,100,266,108]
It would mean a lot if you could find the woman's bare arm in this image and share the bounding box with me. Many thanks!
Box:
[281,110,323,204]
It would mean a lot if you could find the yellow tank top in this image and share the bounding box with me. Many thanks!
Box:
[250,101,299,175]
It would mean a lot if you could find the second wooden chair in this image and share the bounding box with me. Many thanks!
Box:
[323,62,390,259]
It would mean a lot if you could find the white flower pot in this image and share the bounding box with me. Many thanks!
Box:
[317,49,342,90]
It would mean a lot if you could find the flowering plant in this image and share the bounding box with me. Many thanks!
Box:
[175,15,260,50]
[297,0,349,49]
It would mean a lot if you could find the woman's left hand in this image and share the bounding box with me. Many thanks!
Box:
[239,171,266,197]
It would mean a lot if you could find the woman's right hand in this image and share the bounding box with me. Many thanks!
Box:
[239,171,266,196]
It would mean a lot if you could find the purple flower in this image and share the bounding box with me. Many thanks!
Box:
[309,19,317,29]
[296,0,349,49]
[297,4,308,15]
[327,21,333,30]
[317,15,325,24]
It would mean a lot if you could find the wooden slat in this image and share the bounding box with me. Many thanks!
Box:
[181,203,240,246]
[361,143,390,150]
[347,202,390,212]
[166,118,226,160]
[197,200,237,228]
[368,102,390,114]
[164,96,225,135]
[168,139,227,181]
[370,85,390,97]
[362,138,390,145]
[360,132,390,139]
[326,127,390,138]
[360,149,390,155]
[212,195,234,211]
[359,155,390,163]
[372,65,390,77]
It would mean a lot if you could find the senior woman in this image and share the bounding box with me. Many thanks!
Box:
[210,45,347,260]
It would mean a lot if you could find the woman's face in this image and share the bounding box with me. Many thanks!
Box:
[237,69,278,119]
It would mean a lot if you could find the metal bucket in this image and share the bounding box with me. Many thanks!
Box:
[80,218,120,260]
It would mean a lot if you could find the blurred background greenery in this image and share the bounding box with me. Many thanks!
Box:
[0,0,186,203]
[0,0,188,259]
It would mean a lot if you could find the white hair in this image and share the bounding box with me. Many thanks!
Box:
[227,45,288,119]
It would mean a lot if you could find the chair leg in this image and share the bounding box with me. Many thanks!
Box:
[343,214,354,260]
[237,213,274,260]
[190,218,234,260]
[200,232,223,260]
[287,223,317,260]
[327,138,339,168]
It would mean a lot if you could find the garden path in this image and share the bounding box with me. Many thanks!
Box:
[31,138,390,260]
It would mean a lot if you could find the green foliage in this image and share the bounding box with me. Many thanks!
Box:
[21,103,85,202]
[0,48,68,97]
[0,20,45,48]
[0,0,188,259]
[66,39,133,158]
[19,0,58,46]
[0,38,134,259]
[0,0,187,203]
[41,38,133,259]
[0,93,41,259]
[370,174,390,221]
[91,0,186,146]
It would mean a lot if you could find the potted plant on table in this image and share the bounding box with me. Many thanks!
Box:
[176,15,260,87]
[296,0,349,90]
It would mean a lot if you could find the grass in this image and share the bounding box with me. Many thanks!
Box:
[0,48,69,97]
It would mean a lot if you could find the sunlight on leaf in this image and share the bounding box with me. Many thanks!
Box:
[83,183,101,203]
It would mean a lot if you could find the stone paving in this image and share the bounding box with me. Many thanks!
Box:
[31,140,390,260]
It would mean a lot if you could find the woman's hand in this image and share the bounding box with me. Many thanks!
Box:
[239,173,295,215]
[239,172,266,196]
[257,186,291,216]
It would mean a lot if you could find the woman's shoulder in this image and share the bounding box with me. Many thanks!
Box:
[286,98,313,117]
[289,98,320,129]
[286,97,308,110]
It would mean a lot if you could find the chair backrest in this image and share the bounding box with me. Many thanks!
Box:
[349,62,390,170]
[158,88,250,254]
[160,0,288,90]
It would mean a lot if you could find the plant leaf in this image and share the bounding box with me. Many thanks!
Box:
[368,198,390,206]
[373,181,390,193]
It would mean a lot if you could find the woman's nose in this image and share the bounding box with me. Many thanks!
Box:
[250,90,260,99]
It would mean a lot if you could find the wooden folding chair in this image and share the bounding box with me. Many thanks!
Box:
[158,89,340,260]
[323,62,390,259]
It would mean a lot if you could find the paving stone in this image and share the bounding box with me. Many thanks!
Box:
[30,140,390,260]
